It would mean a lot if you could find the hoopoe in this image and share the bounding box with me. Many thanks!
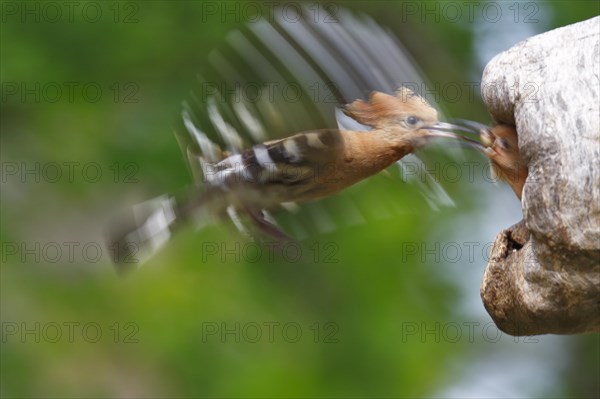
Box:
[480,124,528,199]
[106,88,479,269]
[457,120,528,199]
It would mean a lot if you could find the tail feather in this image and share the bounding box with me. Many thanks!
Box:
[106,195,179,273]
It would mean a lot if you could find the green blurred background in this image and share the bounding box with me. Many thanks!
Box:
[1,1,598,397]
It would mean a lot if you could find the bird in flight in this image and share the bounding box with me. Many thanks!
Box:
[106,7,527,271]
[107,87,483,267]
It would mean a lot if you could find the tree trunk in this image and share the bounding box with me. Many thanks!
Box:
[479,16,600,335]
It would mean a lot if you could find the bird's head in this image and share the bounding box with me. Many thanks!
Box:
[481,125,522,173]
[480,124,528,198]
[343,87,470,147]
[444,119,528,199]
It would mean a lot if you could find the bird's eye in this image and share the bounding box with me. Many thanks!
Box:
[406,116,419,126]
[497,138,511,150]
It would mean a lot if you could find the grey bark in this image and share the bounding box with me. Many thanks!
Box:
[479,16,600,335]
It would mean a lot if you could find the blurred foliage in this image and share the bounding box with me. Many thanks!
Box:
[1,1,599,398]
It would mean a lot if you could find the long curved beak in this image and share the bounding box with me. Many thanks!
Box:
[427,121,480,135]
[448,118,491,133]
[446,119,497,150]
[424,121,486,150]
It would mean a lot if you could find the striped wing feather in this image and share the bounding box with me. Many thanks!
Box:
[175,6,456,239]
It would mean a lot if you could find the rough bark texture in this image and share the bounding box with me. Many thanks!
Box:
[480,17,600,336]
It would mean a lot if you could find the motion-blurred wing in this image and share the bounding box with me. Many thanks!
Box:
[175,6,460,239]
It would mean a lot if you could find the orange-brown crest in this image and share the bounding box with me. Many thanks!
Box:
[344,87,437,129]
